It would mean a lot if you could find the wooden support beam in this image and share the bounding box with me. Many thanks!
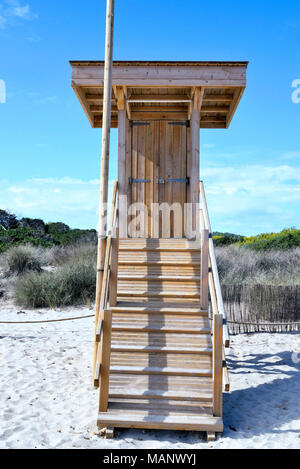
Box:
[131,112,187,121]
[201,105,230,113]
[201,116,226,123]
[128,94,192,103]
[105,427,115,439]
[193,87,205,111]
[116,86,125,110]
[130,105,188,112]
[86,94,115,103]
[118,107,127,235]
[213,314,223,418]
[200,122,226,129]
[90,105,118,113]
[203,94,233,102]
[207,432,216,442]
[190,102,200,233]
[72,85,95,127]
[226,87,245,128]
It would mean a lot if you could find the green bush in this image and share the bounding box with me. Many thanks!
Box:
[0,226,97,254]
[213,234,244,247]
[238,228,300,251]
[14,261,96,308]
[5,245,43,276]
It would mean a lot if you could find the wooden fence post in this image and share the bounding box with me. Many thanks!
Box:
[213,314,223,417]
[201,229,209,310]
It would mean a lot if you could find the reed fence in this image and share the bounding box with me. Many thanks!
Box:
[216,284,300,334]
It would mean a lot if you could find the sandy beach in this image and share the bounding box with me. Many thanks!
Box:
[0,301,300,449]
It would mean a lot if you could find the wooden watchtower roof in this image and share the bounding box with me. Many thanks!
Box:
[70,60,248,129]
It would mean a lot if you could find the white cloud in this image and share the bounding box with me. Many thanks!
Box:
[201,164,300,235]
[283,151,300,160]
[0,168,299,235]
[0,177,114,229]
[34,96,58,105]
[0,1,37,29]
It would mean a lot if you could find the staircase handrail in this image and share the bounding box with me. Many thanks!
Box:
[199,180,230,348]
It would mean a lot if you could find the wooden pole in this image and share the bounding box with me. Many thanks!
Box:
[213,314,223,417]
[93,0,115,379]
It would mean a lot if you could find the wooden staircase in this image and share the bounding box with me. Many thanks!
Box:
[93,182,229,440]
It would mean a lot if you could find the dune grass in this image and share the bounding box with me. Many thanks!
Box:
[14,261,96,308]
[216,245,300,286]
[8,241,300,309]
[3,245,43,276]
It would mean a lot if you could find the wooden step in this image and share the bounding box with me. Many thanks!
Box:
[119,239,200,250]
[118,275,200,281]
[106,398,213,414]
[98,401,223,432]
[119,246,200,252]
[109,390,212,403]
[117,290,200,298]
[118,251,200,266]
[119,260,200,266]
[109,374,213,402]
[111,344,212,354]
[110,352,212,369]
[110,302,208,316]
[110,365,212,377]
[112,314,210,334]
[109,374,213,392]
[118,280,200,289]
[118,265,200,277]
[109,388,212,403]
[111,331,211,347]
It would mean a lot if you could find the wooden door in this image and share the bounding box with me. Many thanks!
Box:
[129,121,188,238]
[158,121,187,238]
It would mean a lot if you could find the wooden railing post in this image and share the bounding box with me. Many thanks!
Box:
[99,308,112,412]
[93,236,107,380]
[213,314,223,417]
[201,229,209,310]
[109,228,119,307]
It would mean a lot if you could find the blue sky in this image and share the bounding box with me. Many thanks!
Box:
[0,0,299,235]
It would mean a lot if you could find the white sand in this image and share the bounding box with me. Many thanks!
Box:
[0,301,300,449]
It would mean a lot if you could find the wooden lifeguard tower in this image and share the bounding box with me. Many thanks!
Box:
[70,57,247,439]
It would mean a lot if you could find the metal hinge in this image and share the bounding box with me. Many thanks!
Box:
[168,121,190,128]
[128,177,151,184]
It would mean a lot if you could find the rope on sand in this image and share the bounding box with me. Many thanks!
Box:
[1,316,300,327]
[0,314,94,324]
